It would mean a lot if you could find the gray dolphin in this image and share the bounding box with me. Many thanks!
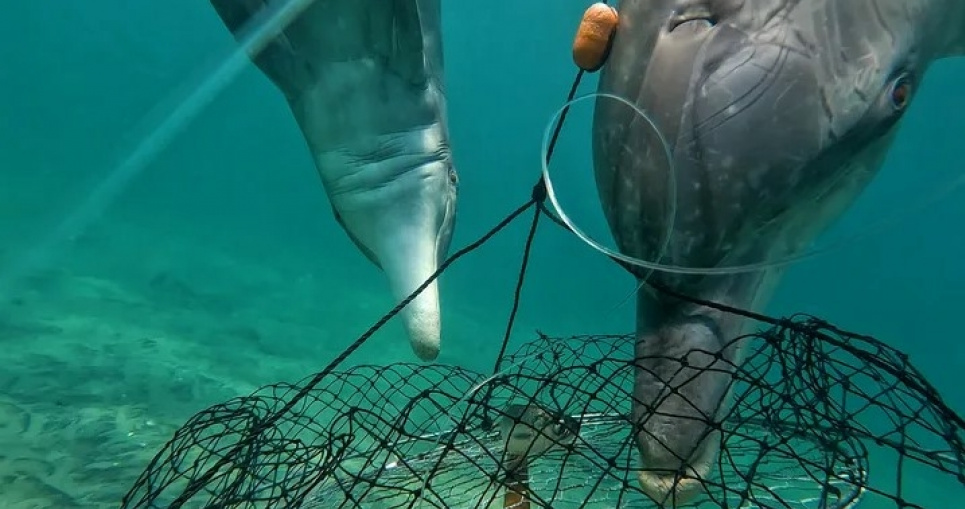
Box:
[209,0,458,361]
[591,0,964,502]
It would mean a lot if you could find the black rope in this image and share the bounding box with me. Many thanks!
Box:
[530,152,811,333]
[159,199,537,508]
[490,69,585,377]
[137,1,819,503]
[120,4,965,508]
[160,24,787,509]
[491,204,542,376]
[135,23,594,509]
[466,70,590,432]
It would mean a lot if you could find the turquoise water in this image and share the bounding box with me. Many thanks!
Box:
[1,1,964,507]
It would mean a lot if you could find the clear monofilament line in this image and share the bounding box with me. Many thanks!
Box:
[541,92,965,277]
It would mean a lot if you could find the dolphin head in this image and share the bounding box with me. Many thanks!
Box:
[208,0,458,361]
[310,0,457,363]
[591,0,957,502]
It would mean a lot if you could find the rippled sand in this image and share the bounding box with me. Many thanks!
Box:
[0,229,408,507]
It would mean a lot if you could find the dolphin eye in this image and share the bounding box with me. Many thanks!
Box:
[447,166,458,185]
[889,73,913,111]
[552,421,570,437]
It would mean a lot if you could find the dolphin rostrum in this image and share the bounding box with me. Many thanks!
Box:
[209,0,458,361]
[592,0,964,502]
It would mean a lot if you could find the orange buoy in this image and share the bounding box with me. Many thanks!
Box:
[572,3,619,72]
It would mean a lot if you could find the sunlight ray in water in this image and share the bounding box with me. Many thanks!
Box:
[0,0,313,297]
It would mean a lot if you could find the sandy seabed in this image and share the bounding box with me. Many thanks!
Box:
[0,223,445,508]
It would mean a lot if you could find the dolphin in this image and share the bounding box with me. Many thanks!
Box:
[591,0,964,502]
[209,0,458,361]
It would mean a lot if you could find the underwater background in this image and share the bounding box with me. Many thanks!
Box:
[1,1,964,507]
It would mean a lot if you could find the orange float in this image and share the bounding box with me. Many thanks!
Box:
[572,3,619,72]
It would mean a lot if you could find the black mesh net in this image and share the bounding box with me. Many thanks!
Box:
[115,4,965,505]
[120,313,965,508]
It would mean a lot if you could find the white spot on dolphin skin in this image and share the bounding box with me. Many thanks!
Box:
[726,105,739,116]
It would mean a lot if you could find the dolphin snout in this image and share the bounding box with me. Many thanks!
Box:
[633,317,734,503]
[391,275,443,361]
[379,226,447,361]
[334,154,457,362]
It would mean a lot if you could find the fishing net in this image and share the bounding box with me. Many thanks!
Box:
[121,312,965,508]
[114,1,964,506]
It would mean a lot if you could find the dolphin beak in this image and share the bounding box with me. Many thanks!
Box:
[377,221,447,361]
[332,157,456,362]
